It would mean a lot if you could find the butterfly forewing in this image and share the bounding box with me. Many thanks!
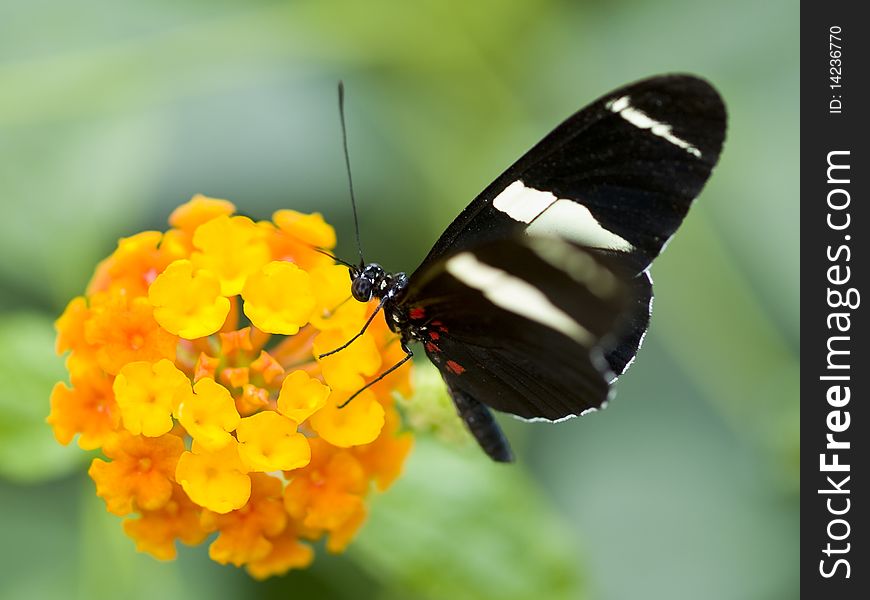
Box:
[399,236,635,421]
[417,74,726,274]
[408,74,724,396]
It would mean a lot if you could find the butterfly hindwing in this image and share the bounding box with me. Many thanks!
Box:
[598,263,654,379]
[418,74,726,274]
[399,236,635,422]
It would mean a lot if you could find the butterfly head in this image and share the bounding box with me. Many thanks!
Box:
[350,263,386,302]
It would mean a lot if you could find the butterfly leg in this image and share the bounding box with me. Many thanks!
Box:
[318,296,388,359]
[448,386,514,463]
[337,343,414,408]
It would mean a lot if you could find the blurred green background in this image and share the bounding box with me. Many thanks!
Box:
[0,0,798,598]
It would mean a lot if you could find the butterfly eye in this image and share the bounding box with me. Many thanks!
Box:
[351,276,374,302]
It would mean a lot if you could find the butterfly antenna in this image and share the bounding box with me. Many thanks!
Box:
[338,81,365,267]
[310,247,354,268]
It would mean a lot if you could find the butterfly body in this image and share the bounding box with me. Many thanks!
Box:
[340,74,727,462]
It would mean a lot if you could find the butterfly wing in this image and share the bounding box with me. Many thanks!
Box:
[415,74,724,381]
[418,74,726,274]
[603,269,653,378]
[400,236,634,425]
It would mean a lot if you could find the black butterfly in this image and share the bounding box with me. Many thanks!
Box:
[323,75,727,462]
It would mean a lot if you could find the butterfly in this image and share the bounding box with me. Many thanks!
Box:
[323,75,727,462]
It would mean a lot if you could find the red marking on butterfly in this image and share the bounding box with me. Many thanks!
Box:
[425,342,441,353]
[446,360,465,375]
[409,307,426,320]
[431,320,448,333]
[428,331,440,341]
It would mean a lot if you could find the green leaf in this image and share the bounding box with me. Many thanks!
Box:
[0,312,87,482]
[350,438,585,600]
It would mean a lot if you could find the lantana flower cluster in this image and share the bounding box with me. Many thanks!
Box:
[48,195,413,578]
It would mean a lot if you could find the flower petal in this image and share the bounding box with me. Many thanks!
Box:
[149,260,230,339]
[242,261,315,335]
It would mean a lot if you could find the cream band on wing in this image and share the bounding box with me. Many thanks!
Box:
[445,251,594,345]
[491,180,557,223]
[492,180,634,251]
[607,95,702,158]
[524,236,620,299]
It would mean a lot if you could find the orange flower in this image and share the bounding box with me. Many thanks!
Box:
[245,528,314,579]
[89,432,185,515]
[55,296,92,356]
[284,440,367,532]
[352,407,414,491]
[123,485,208,560]
[202,473,288,566]
[87,231,185,297]
[51,197,415,577]
[47,365,118,450]
[325,504,367,554]
[85,294,178,375]
[249,351,285,385]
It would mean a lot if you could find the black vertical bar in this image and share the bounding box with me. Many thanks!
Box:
[802,3,869,596]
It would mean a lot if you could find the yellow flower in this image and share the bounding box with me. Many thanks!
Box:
[314,328,382,391]
[169,194,236,234]
[264,221,336,272]
[236,411,310,472]
[242,261,315,335]
[50,197,415,577]
[273,209,336,248]
[175,378,240,451]
[175,441,251,514]
[308,264,368,331]
[310,389,385,448]
[113,360,190,437]
[192,215,270,295]
[148,260,230,339]
[276,370,330,423]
